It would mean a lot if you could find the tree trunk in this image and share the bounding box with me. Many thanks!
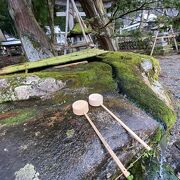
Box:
[47,0,56,44]
[8,0,53,61]
[78,0,118,51]
[139,10,145,31]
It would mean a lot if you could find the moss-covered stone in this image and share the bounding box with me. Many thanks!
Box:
[0,62,116,124]
[97,51,176,129]
[0,51,176,129]
[68,22,92,36]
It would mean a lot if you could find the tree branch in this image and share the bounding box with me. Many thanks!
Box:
[101,1,158,29]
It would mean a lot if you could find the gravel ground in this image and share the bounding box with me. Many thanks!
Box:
[158,54,180,175]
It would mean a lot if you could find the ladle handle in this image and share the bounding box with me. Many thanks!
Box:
[101,104,151,151]
[84,113,130,178]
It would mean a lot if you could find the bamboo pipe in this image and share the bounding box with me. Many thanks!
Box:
[72,100,131,178]
[88,94,151,151]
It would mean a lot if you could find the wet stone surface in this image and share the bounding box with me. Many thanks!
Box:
[0,93,158,180]
[158,54,180,173]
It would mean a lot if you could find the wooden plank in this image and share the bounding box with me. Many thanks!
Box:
[53,61,88,69]
[0,48,108,75]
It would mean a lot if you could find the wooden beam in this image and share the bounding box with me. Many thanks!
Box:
[0,48,108,75]
[64,0,70,54]
[56,12,86,17]
[53,61,88,69]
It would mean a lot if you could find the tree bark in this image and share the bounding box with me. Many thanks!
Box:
[47,0,56,44]
[79,0,118,51]
[8,0,53,61]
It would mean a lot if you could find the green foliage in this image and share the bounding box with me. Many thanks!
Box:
[32,0,49,27]
[151,127,163,144]
[0,0,15,35]
[110,0,180,34]
[129,151,178,180]
[156,16,171,27]
[32,0,66,29]
[171,15,180,30]
[163,0,180,9]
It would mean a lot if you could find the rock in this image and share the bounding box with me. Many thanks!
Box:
[140,59,172,108]
[0,76,65,102]
[15,164,40,180]
[23,75,40,85]
[174,140,180,150]
[0,93,159,180]
[151,80,172,108]
[0,54,176,179]
[0,79,9,89]
[37,78,64,92]
[14,86,33,100]
[141,59,153,72]
[101,52,176,129]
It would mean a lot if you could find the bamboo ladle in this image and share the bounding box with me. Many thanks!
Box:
[72,100,131,178]
[88,93,151,151]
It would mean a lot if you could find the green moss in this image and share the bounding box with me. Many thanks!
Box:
[0,108,37,124]
[151,127,163,144]
[69,22,92,36]
[30,62,116,92]
[66,129,75,138]
[97,51,176,129]
[129,152,178,180]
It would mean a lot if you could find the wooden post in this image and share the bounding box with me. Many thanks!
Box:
[150,31,159,56]
[64,0,70,55]
[170,25,179,53]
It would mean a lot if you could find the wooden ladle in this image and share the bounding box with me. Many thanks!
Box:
[72,100,131,178]
[88,93,151,151]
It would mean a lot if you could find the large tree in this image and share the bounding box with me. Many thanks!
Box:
[8,0,54,61]
[78,0,118,51]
